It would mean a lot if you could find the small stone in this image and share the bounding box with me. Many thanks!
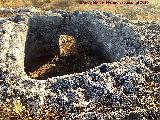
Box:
[99,64,110,73]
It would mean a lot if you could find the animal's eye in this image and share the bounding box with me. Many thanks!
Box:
[62,40,65,43]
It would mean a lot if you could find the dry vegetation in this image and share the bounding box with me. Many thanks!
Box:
[28,55,58,79]
[0,98,70,120]
[0,0,160,21]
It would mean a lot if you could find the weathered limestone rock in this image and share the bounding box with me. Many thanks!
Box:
[0,8,159,119]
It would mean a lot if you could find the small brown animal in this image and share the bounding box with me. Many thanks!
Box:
[59,35,77,56]
[28,35,78,79]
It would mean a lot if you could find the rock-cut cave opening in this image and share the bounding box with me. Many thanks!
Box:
[24,16,112,80]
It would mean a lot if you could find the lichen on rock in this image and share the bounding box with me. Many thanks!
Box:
[0,8,160,119]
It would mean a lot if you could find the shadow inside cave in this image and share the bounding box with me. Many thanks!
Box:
[24,15,111,80]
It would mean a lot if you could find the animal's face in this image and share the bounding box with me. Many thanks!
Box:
[59,35,77,56]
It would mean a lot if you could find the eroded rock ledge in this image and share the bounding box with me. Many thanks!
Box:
[0,8,159,119]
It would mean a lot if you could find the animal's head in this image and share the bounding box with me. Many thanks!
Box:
[59,35,77,56]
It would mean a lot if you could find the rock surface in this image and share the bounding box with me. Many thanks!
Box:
[0,8,160,119]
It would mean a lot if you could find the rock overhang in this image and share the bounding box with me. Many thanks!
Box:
[1,10,142,80]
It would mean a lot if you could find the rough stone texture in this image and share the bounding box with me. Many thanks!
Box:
[0,8,160,119]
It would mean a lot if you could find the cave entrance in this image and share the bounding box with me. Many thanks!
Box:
[25,34,107,80]
[24,16,111,80]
